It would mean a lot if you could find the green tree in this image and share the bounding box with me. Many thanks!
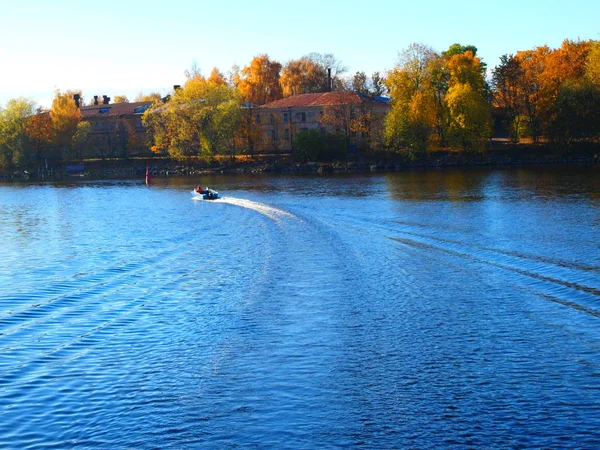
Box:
[71,121,92,161]
[0,97,37,169]
[352,72,369,95]
[294,129,345,162]
[550,79,600,147]
[371,72,387,96]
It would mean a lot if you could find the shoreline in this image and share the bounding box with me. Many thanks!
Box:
[1,149,598,181]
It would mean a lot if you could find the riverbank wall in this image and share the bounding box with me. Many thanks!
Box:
[1,146,598,180]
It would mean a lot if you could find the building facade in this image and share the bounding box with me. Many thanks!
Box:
[79,101,153,158]
[254,91,390,153]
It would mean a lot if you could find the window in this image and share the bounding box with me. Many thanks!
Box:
[283,129,289,140]
[269,114,274,123]
[256,114,261,124]
[295,112,306,122]
[283,113,288,123]
[134,105,150,114]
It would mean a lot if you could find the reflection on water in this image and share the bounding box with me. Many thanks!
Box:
[0,167,599,449]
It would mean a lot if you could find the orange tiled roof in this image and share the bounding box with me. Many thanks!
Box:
[80,101,153,118]
[258,91,366,109]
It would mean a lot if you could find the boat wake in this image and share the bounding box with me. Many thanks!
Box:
[194,195,295,222]
[221,197,295,221]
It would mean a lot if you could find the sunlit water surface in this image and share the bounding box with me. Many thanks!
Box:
[1,168,599,448]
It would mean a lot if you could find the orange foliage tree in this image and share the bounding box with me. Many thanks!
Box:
[237,54,282,105]
[25,110,54,161]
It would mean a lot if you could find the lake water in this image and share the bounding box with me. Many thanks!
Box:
[1,167,599,449]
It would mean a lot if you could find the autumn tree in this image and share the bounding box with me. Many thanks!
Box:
[114,95,130,103]
[586,40,600,86]
[492,54,526,142]
[50,90,81,158]
[445,50,492,150]
[385,43,491,153]
[0,98,37,169]
[385,43,438,153]
[237,54,282,105]
[280,53,347,96]
[207,67,228,86]
[320,91,376,153]
[514,46,549,142]
[24,109,54,162]
[143,77,241,161]
[280,56,328,96]
[134,92,162,102]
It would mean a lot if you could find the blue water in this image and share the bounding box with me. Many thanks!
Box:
[1,168,599,448]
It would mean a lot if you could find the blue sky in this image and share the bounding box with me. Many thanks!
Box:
[1,0,598,108]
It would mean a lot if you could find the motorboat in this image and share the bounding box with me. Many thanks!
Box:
[192,187,219,200]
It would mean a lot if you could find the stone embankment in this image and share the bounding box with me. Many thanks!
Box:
[1,152,598,180]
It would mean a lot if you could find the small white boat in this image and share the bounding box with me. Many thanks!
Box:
[192,187,219,200]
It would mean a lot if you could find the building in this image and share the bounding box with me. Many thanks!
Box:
[254,91,390,153]
[80,100,153,158]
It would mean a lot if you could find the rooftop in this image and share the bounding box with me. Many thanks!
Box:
[80,101,153,118]
[259,91,388,109]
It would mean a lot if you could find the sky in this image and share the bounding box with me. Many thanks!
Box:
[1,0,598,108]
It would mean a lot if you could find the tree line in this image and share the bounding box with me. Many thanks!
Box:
[1,42,599,170]
[386,39,600,155]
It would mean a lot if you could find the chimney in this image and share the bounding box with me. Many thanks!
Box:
[93,95,99,105]
[102,95,110,105]
[73,94,80,108]
[327,68,332,92]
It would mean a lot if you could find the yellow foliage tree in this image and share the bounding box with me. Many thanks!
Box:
[49,90,81,159]
[384,43,438,153]
[143,77,241,161]
[135,92,162,102]
[586,41,600,86]
[446,82,491,150]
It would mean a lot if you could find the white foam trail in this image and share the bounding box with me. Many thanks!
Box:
[217,197,295,221]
